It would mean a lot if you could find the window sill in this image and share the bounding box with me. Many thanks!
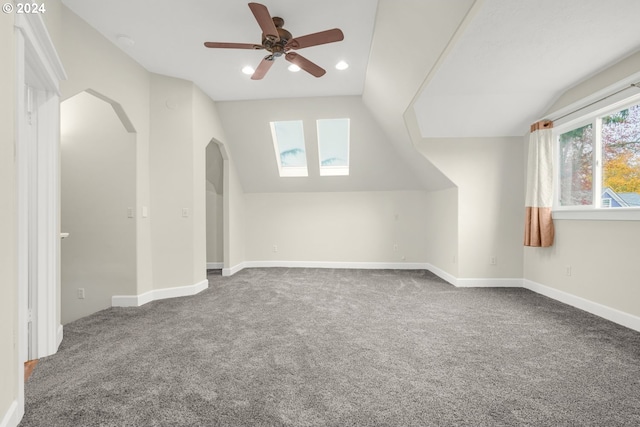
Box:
[553,209,640,221]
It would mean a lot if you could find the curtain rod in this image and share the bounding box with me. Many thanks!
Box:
[549,82,640,123]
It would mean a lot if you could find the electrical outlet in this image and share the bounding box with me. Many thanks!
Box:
[273,245,278,253]
[77,288,85,299]
[565,265,572,276]
[127,207,134,218]
[393,244,398,251]
[182,208,189,218]
[490,256,497,265]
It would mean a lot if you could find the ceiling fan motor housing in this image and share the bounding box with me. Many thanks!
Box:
[262,17,291,57]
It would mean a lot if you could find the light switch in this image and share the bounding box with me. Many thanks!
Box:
[142,206,148,218]
[182,208,189,218]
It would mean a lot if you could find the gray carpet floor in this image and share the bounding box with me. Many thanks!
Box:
[20,268,640,426]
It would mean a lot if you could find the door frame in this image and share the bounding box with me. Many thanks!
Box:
[14,11,66,420]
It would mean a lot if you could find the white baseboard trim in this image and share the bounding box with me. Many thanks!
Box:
[222,261,431,276]
[456,277,524,288]
[424,264,522,288]
[57,324,63,349]
[217,262,639,332]
[424,264,457,286]
[207,262,224,269]
[0,400,20,427]
[112,280,208,308]
[247,260,431,270]
[222,263,246,277]
[523,279,640,333]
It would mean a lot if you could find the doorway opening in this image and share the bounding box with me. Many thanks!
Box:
[60,90,137,325]
[15,11,66,422]
[206,140,225,271]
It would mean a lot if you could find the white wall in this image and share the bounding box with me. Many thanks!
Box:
[226,160,246,272]
[361,0,474,191]
[0,7,17,425]
[60,92,137,324]
[524,220,640,317]
[524,51,640,319]
[409,108,526,280]
[191,85,230,278]
[244,191,430,265]
[423,187,459,278]
[150,76,236,288]
[59,5,154,295]
[56,5,246,311]
[149,74,199,289]
[216,96,425,193]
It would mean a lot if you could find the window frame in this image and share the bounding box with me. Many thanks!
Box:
[552,93,640,221]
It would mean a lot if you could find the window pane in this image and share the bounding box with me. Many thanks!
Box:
[317,118,349,176]
[559,124,593,206]
[601,103,640,208]
[270,120,308,177]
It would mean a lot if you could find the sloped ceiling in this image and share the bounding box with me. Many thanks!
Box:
[60,0,640,192]
[217,96,424,193]
[362,0,477,191]
[413,0,640,138]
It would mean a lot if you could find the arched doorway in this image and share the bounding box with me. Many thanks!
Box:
[60,90,137,324]
[206,140,224,271]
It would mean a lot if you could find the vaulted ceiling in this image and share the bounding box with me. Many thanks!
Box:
[413,0,640,138]
[61,0,640,191]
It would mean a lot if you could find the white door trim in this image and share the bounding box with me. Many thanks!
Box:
[14,11,66,424]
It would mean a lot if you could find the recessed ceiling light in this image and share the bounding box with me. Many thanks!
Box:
[242,66,255,75]
[288,64,301,72]
[335,61,349,70]
[116,34,135,47]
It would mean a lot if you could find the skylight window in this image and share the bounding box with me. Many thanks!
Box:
[317,118,350,176]
[270,120,308,177]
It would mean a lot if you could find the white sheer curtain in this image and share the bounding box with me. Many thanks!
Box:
[524,120,554,247]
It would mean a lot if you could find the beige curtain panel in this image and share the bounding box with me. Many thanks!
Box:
[524,121,554,247]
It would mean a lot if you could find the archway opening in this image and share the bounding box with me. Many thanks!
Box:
[206,140,224,271]
[60,90,137,324]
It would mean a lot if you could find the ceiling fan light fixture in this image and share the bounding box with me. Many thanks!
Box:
[288,64,301,72]
[242,66,255,75]
[335,61,349,70]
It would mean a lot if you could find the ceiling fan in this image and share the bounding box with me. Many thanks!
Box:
[204,2,344,80]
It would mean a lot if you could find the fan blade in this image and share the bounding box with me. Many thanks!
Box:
[248,3,279,42]
[285,28,344,50]
[251,56,275,80]
[204,42,263,50]
[285,52,325,78]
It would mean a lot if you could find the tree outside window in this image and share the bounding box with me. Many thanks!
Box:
[558,102,640,208]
